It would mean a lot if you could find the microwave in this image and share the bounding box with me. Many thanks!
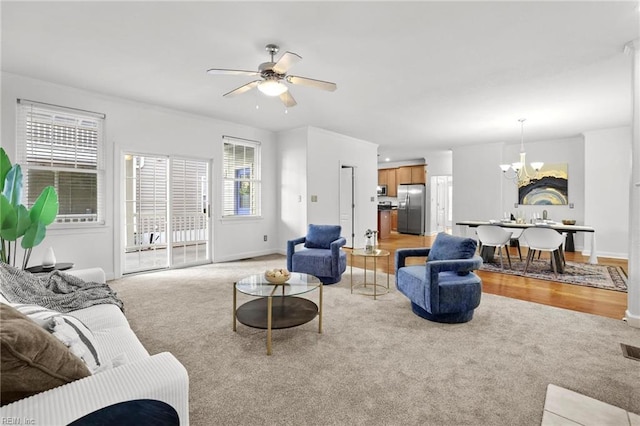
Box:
[377,185,387,196]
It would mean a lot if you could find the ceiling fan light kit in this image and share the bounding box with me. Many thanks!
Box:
[207,43,337,107]
[257,78,288,96]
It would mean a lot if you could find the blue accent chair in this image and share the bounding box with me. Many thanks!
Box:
[395,233,483,323]
[287,224,347,285]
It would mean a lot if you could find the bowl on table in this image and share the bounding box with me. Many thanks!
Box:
[264,268,291,284]
[562,219,576,225]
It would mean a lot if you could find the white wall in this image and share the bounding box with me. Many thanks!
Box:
[452,143,504,237]
[584,127,631,258]
[1,72,278,277]
[277,127,308,250]
[307,127,378,248]
[424,150,453,176]
[277,127,377,249]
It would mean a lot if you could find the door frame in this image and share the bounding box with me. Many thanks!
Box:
[340,164,356,248]
[118,151,213,275]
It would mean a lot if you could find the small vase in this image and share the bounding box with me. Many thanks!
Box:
[365,236,374,254]
[42,247,56,267]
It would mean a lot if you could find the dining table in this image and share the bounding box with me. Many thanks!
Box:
[456,220,598,265]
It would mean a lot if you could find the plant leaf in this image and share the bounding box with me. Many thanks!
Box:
[21,221,46,249]
[0,194,17,237]
[0,203,30,241]
[2,165,23,207]
[29,186,59,226]
[0,148,12,194]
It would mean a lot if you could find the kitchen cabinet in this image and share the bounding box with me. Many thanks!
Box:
[391,209,398,231]
[378,168,397,197]
[397,165,426,184]
[378,169,388,186]
[387,169,397,196]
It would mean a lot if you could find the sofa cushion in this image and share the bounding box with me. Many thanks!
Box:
[0,303,90,406]
[72,304,150,364]
[304,224,341,249]
[428,233,477,261]
[10,303,101,372]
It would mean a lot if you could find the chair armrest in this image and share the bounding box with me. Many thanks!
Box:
[395,248,431,272]
[287,237,307,271]
[63,268,106,284]
[0,352,189,425]
[330,237,346,254]
[425,255,483,275]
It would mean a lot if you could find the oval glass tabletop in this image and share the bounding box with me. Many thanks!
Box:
[235,272,321,297]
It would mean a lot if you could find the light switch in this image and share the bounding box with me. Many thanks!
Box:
[311,195,318,202]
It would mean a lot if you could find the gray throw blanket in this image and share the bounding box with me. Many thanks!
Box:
[0,262,124,313]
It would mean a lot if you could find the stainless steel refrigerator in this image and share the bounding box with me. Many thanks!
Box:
[397,184,426,235]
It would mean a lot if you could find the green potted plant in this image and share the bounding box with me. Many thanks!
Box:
[0,147,59,269]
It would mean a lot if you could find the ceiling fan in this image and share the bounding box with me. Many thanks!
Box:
[206,44,337,107]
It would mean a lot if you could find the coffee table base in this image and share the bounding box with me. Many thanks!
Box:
[236,297,318,329]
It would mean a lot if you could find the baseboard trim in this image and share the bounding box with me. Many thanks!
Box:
[624,310,640,328]
[213,249,282,263]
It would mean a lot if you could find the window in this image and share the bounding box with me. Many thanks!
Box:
[222,137,261,217]
[16,99,105,225]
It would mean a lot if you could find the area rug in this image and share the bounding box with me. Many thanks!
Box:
[480,258,627,292]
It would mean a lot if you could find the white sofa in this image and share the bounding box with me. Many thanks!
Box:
[0,268,189,425]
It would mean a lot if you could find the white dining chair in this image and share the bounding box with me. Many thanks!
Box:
[521,227,565,278]
[476,225,513,269]
[510,228,523,261]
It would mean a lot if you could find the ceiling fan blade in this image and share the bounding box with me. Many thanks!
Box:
[272,51,302,74]
[223,80,260,97]
[280,91,297,107]
[207,68,260,77]
[286,75,337,92]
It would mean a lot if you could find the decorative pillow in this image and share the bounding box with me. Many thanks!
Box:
[304,224,342,249]
[10,303,101,372]
[428,233,477,261]
[1,303,90,406]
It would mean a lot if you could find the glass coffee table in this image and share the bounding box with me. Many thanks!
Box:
[233,272,322,355]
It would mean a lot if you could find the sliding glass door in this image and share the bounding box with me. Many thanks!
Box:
[170,158,209,267]
[123,153,210,274]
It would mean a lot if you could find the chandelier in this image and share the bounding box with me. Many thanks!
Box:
[500,119,544,181]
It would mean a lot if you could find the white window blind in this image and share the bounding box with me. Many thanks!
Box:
[222,137,261,217]
[16,100,105,225]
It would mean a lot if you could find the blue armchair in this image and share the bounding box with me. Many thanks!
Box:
[287,224,347,285]
[395,233,483,323]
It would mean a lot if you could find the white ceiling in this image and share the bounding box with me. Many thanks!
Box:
[2,1,638,162]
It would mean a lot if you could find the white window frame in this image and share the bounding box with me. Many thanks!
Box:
[222,136,261,218]
[16,99,106,227]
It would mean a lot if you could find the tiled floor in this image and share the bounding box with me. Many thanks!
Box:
[542,384,640,425]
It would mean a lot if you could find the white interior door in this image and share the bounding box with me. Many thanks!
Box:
[431,175,453,234]
[340,165,355,248]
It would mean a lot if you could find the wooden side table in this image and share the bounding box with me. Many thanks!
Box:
[350,248,390,300]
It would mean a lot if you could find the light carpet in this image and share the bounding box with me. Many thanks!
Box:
[109,255,640,426]
[480,258,628,292]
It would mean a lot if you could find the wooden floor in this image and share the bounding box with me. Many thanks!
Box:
[346,232,628,320]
